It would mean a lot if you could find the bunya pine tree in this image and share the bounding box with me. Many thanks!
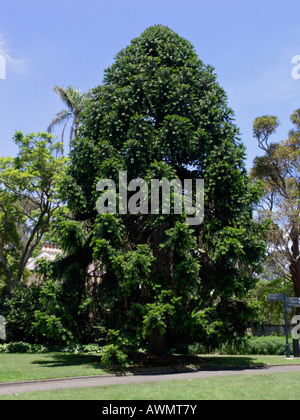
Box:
[49,25,265,361]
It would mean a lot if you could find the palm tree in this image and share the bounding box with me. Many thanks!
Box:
[48,85,92,149]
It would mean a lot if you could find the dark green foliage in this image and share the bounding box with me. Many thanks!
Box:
[48,25,265,364]
[188,335,294,356]
[33,258,97,345]
[0,342,103,353]
[5,341,31,353]
[0,282,44,343]
[219,335,295,356]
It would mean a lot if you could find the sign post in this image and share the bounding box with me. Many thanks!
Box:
[267,293,290,358]
[283,294,291,358]
[267,294,285,302]
[267,294,300,358]
[286,297,300,308]
[286,298,300,359]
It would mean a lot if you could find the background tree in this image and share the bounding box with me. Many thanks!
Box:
[47,85,92,149]
[0,282,44,343]
[246,278,294,325]
[0,131,67,297]
[251,110,300,300]
[52,25,265,361]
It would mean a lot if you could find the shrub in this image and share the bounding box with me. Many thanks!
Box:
[0,283,44,343]
[241,336,291,356]
[6,342,31,353]
[217,336,293,356]
[188,342,209,355]
[188,335,296,356]
[0,342,103,354]
[101,344,128,367]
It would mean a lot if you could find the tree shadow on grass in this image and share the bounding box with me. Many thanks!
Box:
[31,353,267,376]
[199,355,267,369]
[129,354,267,371]
[31,353,107,371]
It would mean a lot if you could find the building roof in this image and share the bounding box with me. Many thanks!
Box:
[26,243,63,271]
[26,242,103,281]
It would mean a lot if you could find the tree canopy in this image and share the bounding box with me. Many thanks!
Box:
[251,110,300,299]
[0,131,67,296]
[44,25,265,361]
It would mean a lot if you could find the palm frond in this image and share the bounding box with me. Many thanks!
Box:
[53,85,77,111]
[47,110,72,133]
[49,85,92,147]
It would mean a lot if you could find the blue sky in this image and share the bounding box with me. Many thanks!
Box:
[0,0,299,169]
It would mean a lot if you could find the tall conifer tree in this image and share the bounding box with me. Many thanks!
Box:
[54,25,265,359]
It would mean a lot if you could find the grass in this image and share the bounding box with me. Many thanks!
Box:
[0,352,300,383]
[0,353,108,382]
[197,354,300,367]
[1,371,300,400]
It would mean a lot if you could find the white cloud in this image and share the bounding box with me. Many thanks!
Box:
[0,34,29,76]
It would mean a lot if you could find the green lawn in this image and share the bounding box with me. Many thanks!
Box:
[0,353,300,383]
[1,371,300,400]
[0,353,108,382]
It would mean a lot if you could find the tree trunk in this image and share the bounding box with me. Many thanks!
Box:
[292,260,300,316]
[0,259,15,298]
[147,226,173,355]
[148,329,167,355]
[290,221,300,315]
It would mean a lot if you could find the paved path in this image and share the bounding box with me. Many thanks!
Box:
[1,365,300,395]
